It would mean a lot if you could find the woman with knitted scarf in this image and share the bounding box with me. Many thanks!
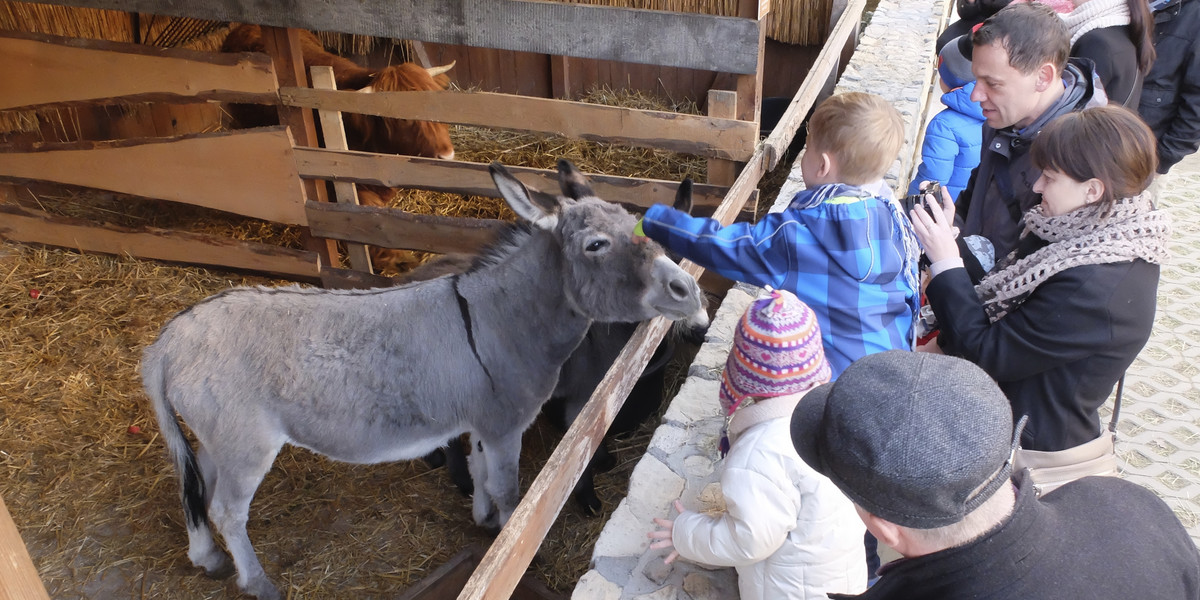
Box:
[1060,0,1156,107]
[908,105,1170,458]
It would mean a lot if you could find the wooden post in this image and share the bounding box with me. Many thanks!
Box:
[0,495,51,600]
[706,89,739,186]
[550,56,572,99]
[260,26,340,269]
[310,65,373,273]
[734,0,768,124]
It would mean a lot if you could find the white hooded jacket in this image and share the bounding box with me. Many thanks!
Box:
[671,392,867,600]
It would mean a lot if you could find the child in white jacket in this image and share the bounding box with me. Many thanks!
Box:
[649,290,867,600]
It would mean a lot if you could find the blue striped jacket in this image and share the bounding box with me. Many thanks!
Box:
[642,183,920,377]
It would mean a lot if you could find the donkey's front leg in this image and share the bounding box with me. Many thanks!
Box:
[467,433,497,529]
[479,432,524,527]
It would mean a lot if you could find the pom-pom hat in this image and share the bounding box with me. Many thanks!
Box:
[720,289,831,417]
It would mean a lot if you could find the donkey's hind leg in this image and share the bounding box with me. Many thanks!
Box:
[207,444,284,600]
[185,444,233,579]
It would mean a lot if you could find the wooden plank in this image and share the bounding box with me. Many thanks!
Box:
[305,200,504,254]
[261,25,340,270]
[279,88,758,161]
[0,495,51,600]
[291,148,730,212]
[0,204,321,280]
[457,317,675,600]
[31,0,760,74]
[311,65,373,273]
[0,30,278,111]
[0,128,308,225]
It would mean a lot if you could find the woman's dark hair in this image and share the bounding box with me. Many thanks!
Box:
[1031,105,1158,211]
[1127,0,1157,74]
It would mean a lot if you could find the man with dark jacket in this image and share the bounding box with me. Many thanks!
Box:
[954,3,1107,278]
[1139,0,1200,174]
[790,351,1200,600]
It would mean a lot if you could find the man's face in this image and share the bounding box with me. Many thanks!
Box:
[970,41,1049,130]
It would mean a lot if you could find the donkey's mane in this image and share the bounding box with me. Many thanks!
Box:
[465,221,537,275]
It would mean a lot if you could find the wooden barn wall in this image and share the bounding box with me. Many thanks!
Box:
[422,39,819,105]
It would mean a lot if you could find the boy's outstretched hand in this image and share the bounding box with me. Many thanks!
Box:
[909,185,960,264]
[648,499,686,564]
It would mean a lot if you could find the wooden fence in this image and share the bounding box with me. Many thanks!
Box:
[0,0,866,596]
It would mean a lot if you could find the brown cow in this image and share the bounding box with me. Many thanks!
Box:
[354,185,425,274]
[221,24,455,159]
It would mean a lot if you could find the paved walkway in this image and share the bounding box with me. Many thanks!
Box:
[1111,153,1200,544]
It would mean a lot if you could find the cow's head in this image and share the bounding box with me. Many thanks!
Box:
[345,62,456,160]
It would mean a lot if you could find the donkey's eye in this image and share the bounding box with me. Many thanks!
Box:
[586,239,609,252]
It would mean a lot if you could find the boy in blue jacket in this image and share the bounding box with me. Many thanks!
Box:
[907,34,985,202]
[636,92,920,377]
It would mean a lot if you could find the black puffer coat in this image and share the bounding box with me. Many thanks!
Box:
[1139,0,1200,173]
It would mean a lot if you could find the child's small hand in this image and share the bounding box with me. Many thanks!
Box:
[909,187,960,264]
[648,499,685,564]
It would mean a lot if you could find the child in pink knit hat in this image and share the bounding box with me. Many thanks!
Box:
[648,290,867,600]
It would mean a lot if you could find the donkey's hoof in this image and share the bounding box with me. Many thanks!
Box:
[202,557,235,580]
[242,576,281,600]
[194,551,234,580]
[575,491,603,516]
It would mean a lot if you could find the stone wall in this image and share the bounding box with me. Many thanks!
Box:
[572,1,948,598]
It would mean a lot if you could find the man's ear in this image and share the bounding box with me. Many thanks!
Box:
[1034,62,1058,92]
[857,506,907,554]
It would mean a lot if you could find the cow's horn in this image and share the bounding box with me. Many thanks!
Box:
[425,60,456,77]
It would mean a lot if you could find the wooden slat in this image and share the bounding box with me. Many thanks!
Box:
[0,204,321,280]
[310,65,372,272]
[30,0,760,74]
[0,495,50,600]
[292,148,730,211]
[305,201,504,254]
[457,2,868,598]
[260,26,339,266]
[0,128,308,225]
[278,88,759,162]
[0,30,278,111]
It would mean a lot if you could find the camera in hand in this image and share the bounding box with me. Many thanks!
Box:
[902,181,942,219]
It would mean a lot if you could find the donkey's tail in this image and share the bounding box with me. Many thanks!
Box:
[142,347,208,530]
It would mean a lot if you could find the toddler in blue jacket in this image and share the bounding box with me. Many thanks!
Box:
[636,92,920,377]
[907,34,985,202]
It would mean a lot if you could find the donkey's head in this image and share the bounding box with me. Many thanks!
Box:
[489,160,707,326]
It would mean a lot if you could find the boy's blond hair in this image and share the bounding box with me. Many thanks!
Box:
[807,92,904,186]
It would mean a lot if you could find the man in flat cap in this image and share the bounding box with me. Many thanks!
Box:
[790,350,1200,599]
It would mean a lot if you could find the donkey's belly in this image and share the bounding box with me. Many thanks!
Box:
[289,426,459,465]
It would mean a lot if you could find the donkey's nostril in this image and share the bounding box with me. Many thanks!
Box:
[669,278,690,300]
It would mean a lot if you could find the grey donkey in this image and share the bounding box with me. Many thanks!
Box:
[141,159,708,600]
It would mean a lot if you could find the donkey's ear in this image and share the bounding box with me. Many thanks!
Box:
[674,177,694,215]
[489,162,559,228]
[556,159,595,200]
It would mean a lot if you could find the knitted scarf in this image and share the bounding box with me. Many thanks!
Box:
[1060,0,1131,46]
[975,191,1170,322]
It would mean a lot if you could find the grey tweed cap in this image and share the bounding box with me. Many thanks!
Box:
[790,350,1016,529]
